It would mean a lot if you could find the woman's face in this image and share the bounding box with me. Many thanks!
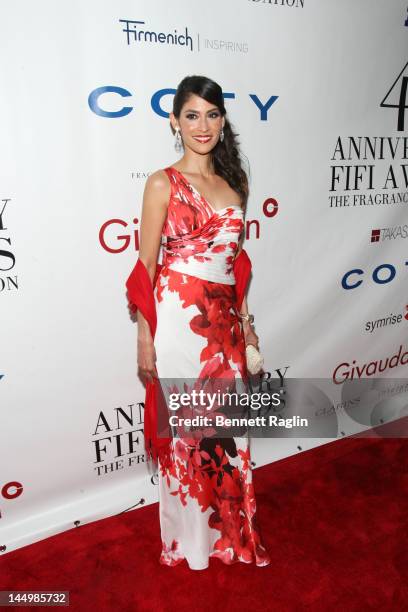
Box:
[171,94,225,154]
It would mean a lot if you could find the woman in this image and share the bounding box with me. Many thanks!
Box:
[126,75,270,570]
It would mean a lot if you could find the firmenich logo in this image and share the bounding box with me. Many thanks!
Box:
[119,19,194,51]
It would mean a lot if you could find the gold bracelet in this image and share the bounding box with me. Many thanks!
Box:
[238,313,254,324]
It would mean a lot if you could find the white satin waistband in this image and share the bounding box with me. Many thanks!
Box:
[164,259,236,285]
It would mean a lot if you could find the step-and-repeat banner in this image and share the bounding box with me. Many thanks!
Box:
[1,0,407,554]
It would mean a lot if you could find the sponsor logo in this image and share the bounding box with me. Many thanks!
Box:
[99,199,277,253]
[119,19,194,51]
[365,306,408,333]
[88,86,277,120]
[341,260,408,290]
[118,19,248,53]
[332,344,408,384]
[371,225,408,242]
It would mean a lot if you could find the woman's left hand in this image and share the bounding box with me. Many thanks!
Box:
[242,322,259,349]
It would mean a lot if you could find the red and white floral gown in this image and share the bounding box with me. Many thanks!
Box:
[152,166,270,570]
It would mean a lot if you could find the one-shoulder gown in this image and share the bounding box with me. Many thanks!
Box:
[148,166,270,570]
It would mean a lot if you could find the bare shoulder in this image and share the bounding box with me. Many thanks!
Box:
[143,169,171,207]
[145,169,171,191]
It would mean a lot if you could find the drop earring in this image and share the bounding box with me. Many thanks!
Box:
[219,128,224,143]
[174,127,183,152]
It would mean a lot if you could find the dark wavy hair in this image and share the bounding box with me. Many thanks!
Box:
[172,75,249,211]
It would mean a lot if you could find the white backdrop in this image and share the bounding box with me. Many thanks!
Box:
[1,0,408,554]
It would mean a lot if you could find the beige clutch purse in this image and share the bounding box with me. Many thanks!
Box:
[245,343,264,375]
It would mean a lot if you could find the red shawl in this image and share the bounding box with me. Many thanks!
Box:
[125,249,252,465]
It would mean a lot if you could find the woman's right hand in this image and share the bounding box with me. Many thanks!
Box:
[137,335,158,383]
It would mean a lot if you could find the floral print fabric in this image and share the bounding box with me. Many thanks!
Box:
[152,167,270,570]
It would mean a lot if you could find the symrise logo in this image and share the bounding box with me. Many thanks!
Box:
[365,305,408,333]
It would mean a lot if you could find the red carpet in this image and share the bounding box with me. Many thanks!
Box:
[1,434,407,611]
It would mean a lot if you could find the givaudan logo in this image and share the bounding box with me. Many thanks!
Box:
[99,198,277,254]
[119,19,194,52]
[332,344,408,384]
